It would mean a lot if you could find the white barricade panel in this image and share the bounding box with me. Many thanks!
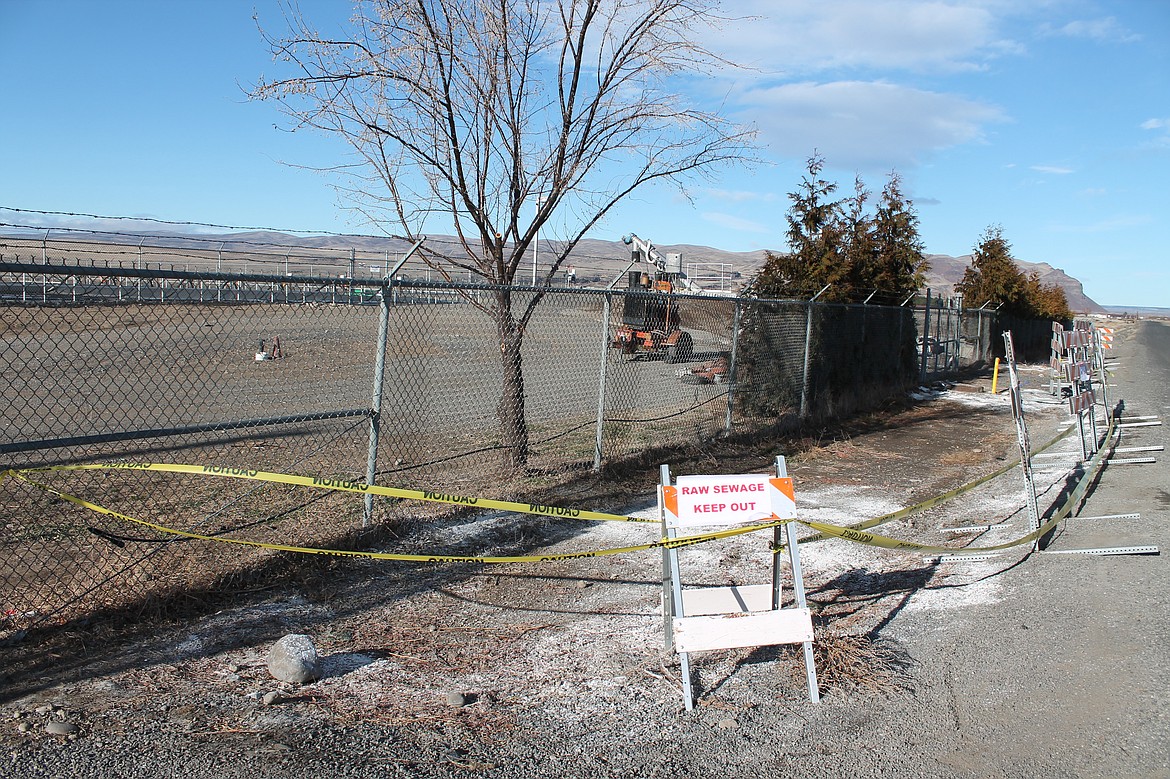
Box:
[663,475,796,528]
[673,608,814,654]
[680,583,774,617]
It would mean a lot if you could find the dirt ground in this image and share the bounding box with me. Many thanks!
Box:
[2,319,1167,779]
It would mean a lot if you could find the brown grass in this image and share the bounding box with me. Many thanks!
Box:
[794,631,910,694]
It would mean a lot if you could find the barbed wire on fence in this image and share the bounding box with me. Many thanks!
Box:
[2,207,934,304]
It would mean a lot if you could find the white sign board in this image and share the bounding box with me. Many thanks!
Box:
[662,474,797,528]
[673,608,814,653]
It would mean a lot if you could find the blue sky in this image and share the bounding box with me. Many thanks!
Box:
[1,0,1167,307]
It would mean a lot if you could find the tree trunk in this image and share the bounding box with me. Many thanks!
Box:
[495,293,529,471]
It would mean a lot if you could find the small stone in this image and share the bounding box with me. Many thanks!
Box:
[267,634,321,684]
[576,580,589,589]
[262,691,282,706]
[16,723,29,733]
[445,691,467,707]
[716,718,737,730]
[33,705,52,716]
[45,721,78,737]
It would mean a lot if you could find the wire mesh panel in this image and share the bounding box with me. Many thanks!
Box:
[600,290,737,461]
[369,286,739,489]
[1,267,381,633]
[2,258,1054,636]
[998,313,1061,362]
[373,286,614,488]
[731,299,809,428]
[805,303,918,420]
[960,309,995,367]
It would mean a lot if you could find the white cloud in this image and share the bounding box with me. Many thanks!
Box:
[704,188,778,204]
[701,0,1018,76]
[1049,214,1154,233]
[1039,17,1141,43]
[1030,165,1074,174]
[739,81,1008,169]
[700,212,772,234]
[1139,118,1170,149]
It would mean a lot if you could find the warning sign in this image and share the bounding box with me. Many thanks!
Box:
[663,474,797,528]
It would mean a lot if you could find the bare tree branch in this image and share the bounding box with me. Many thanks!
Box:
[251,0,756,468]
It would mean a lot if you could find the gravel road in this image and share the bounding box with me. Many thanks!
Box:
[3,319,1167,779]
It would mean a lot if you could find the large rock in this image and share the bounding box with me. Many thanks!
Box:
[267,634,321,684]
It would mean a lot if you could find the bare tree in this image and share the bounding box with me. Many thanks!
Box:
[253,0,754,470]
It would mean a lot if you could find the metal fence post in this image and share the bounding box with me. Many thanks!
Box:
[593,292,612,471]
[919,288,932,384]
[363,285,391,527]
[724,298,742,435]
[974,309,982,364]
[897,302,904,373]
[799,285,830,419]
[349,248,356,305]
[950,304,960,368]
[800,302,814,418]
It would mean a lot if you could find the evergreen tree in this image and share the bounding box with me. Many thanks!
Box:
[1024,271,1074,320]
[957,225,1074,320]
[871,171,929,301]
[841,175,879,295]
[750,153,846,299]
[956,225,1029,315]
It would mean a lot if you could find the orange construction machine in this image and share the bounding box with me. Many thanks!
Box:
[611,233,698,363]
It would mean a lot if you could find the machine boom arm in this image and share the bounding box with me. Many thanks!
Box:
[621,233,705,294]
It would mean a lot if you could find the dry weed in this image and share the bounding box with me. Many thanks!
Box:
[794,632,910,694]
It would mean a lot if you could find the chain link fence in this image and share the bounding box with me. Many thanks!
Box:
[1,259,1044,638]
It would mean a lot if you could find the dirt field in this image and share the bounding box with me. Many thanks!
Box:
[1,319,1166,778]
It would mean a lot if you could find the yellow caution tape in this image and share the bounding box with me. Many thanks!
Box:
[2,416,1097,564]
[4,469,784,564]
[15,462,657,524]
[792,423,1077,546]
[802,412,1117,556]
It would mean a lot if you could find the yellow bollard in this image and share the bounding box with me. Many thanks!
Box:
[991,357,1001,394]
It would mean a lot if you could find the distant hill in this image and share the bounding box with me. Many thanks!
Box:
[921,253,1104,314]
[564,241,1103,313]
[0,226,1102,311]
[1102,305,1170,318]
[543,238,1102,312]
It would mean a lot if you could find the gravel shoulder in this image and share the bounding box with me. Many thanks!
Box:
[3,320,1168,779]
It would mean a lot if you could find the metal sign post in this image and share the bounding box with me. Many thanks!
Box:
[1002,332,1043,549]
[1013,327,1160,557]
